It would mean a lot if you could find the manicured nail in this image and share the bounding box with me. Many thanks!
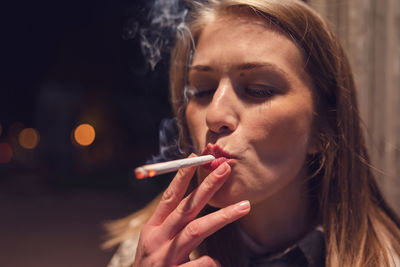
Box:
[214,162,229,176]
[235,200,250,212]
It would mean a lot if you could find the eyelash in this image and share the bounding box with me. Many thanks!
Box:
[189,85,276,99]
[193,89,214,98]
[244,86,276,98]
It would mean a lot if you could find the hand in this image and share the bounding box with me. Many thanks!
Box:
[133,155,251,267]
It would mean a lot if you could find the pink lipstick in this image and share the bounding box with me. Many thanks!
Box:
[201,143,236,171]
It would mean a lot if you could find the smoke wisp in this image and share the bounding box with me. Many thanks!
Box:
[148,118,185,164]
[138,0,188,70]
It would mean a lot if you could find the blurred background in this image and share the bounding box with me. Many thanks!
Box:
[0,0,399,266]
[1,0,175,266]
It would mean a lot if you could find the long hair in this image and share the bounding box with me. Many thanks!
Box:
[106,1,400,266]
[169,0,400,266]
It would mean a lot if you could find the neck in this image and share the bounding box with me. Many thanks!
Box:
[239,174,316,253]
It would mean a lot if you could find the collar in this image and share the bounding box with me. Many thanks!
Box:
[240,226,325,267]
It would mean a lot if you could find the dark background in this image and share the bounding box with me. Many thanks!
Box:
[0,0,174,266]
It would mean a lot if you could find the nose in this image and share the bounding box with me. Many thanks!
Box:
[206,79,239,135]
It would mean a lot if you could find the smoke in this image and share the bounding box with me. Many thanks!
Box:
[148,86,198,164]
[148,118,185,163]
[122,18,139,40]
[183,85,197,105]
[127,1,198,163]
[125,0,189,71]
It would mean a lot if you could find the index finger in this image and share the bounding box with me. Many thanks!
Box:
[147,154,198,226]
[170,200,251,263]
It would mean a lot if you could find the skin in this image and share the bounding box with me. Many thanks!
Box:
[134,14,318,266]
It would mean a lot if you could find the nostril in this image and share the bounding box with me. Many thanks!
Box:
[218,125,231,134]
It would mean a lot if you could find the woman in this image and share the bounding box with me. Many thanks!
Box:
[106,0,400,266]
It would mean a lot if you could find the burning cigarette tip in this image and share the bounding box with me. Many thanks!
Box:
[135,168,158,179]
[134,168,146,179]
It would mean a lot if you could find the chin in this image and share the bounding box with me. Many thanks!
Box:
[207,178,247,208]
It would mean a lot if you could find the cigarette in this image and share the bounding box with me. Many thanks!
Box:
[135,155,215,179]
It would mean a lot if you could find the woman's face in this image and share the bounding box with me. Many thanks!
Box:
[185,15,317,208]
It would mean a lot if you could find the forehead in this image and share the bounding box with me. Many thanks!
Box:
[192,14,307,76]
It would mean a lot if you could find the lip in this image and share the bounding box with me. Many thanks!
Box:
[201,143,236,171]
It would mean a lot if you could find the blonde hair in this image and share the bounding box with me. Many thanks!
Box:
[106,1,400,266]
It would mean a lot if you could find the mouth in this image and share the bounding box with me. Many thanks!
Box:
[201,143,236,171]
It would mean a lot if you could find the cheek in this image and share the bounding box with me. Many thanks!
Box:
[247,100,314,160]
[271,110,311,147]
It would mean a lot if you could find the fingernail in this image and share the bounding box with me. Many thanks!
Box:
[235,200,250,212]
[214,162,228,176]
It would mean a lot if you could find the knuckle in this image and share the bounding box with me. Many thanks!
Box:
[138,235,153,255]
[201,179,214,192]
[185,221,201,238]
[138,228,160,254]
[177,167,187,178]
[135,232,166,267]
[161,187,174,203]
[148,258,162,267]
[176,199,193,216]
[219,209,231,221]
[137,256,162,267]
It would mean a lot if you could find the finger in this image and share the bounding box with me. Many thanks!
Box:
[147,154,198,226]
[179,256,221,267]
[161,162,231,239]
[172,200,251,262]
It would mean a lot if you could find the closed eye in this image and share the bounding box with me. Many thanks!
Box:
[193,89,215,98]
[244,85,277,99]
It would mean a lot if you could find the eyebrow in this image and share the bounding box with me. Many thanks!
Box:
[189,62,290,78]
[189,65,213,72]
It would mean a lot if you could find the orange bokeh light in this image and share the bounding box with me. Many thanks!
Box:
[19,128,40,149]
[73,124,96,146]
[0,142,13,163]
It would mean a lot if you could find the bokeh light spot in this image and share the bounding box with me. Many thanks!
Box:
[19,128,40,149]
[73,124,96,146]
[0,142,13,163]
